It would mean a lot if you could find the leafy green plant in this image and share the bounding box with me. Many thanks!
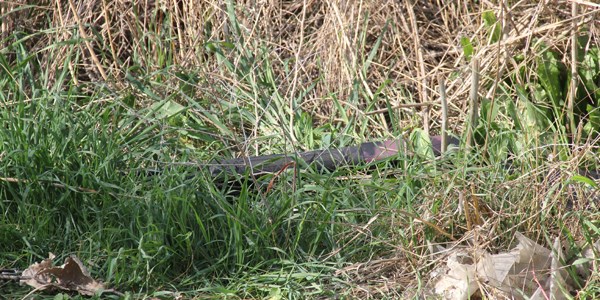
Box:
[460,37,474,61]
[482,10,502,44]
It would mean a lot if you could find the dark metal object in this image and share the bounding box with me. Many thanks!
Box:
[205,134,600,197]
[209,136,460,177]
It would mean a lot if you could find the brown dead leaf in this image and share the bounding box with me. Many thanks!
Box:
[20,253,105,296]
[20,252,56,290]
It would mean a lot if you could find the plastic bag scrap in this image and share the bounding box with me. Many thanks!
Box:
[430,232,600,300]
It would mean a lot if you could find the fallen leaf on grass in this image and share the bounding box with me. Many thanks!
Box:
[20,253,105,296]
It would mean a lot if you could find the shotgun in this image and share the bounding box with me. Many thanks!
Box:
[208,136,458,178]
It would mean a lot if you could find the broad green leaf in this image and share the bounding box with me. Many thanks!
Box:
[506,99,523,131]
[519,84,551,131]
[489,132,510,163]
[480,98,500,123]
[536,49,564,108]
[580,47,600,101]
[267,287,282,300]
[584,104,600,134]
[151,100,185,120]
[410,129,434,160]
[202,111,234,137]
[460,37,474,61]
[482,10,501,43]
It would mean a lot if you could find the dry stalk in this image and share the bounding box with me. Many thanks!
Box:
[465,57,480,151]
[101,0,118,73]
[67,0,108,81]
[569,1,578,138]
[364,102,435,116]
[287,0,308,145]
[438,74,448,153]
[2,1,596,160]
[407,1,430,135]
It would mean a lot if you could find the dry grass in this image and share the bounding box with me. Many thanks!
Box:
[2,1,595,131]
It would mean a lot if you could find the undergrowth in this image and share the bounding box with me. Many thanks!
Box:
[0,0,599,299]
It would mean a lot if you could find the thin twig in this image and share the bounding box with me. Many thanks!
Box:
[399,210,456,241]
[264,161,295,195]
[569,0,600,9]
[532,268,551,300]
[365,102,436,115]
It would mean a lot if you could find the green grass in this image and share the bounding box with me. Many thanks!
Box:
[0,43,413,298]
[1,2,600,299]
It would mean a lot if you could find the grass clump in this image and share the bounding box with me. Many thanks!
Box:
[1,0,599,299]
